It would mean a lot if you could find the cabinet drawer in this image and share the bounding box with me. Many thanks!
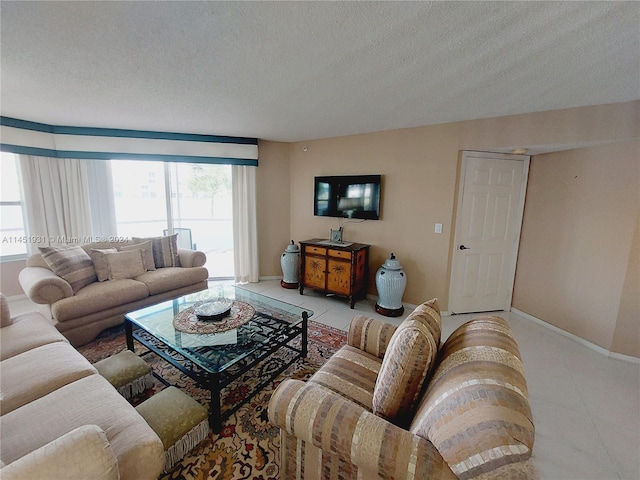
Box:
[328,249,351,259]
[305,246,327,255]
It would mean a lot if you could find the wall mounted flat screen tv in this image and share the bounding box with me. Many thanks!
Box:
[314,175,382,220]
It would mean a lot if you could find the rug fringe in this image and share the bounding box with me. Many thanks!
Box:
[117,373,154,399]
[164,419,209,472]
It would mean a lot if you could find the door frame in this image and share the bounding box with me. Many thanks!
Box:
[448,150,530,313]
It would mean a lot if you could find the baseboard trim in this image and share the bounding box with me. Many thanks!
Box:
[609,351,640,364]
[4,293,27,302]
[511,308,640,364]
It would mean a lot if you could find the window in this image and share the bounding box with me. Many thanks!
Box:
[0,152,27,258]
[110,160,168,239]
[109,160,233,278]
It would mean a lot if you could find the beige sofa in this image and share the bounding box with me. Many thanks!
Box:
[19,239,209,346]
[0,293,165,480]
[269,300,536,479]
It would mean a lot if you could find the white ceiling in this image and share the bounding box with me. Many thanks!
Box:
[1,1,638,144]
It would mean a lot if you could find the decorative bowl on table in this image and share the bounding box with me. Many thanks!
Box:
[193,299,233,321]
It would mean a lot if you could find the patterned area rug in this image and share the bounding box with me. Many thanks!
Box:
[79,319,347,480]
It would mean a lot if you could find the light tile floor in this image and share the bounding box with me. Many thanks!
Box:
[8,279,639,479]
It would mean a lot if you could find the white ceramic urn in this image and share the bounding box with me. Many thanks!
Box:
[375,253,406,316]
[280,240,300,289]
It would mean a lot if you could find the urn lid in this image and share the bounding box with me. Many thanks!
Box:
[382,253,402,270]
[285,240,299,253]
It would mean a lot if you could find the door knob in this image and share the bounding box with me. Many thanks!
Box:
[459,245,470,250]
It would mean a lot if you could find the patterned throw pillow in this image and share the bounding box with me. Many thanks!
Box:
[132,235,181,268]
[40,245,97,294]
[104,250,145,280]
[90,248,117,282]
[372,299,441,426]
[409,316,535,479]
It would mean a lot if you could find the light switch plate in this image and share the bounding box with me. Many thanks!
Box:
[435,223,443,234]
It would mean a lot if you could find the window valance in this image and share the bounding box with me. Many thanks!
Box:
[0,117,258,166]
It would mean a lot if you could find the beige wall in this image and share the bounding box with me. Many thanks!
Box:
[256,101,638,357]
[612,214,640,357]
[512,140,639,355]
[0,258,26,296]
[256,140,292,278]
[287,124,460,304]
[273,102,639,307]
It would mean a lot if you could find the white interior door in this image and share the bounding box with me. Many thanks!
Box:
[448,151,530,313]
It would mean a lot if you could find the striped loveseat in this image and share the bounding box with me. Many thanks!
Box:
[268,300,536,479]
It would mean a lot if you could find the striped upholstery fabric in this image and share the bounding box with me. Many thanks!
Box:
[348,315,397,358]
[268,379,457,480]
[372,299,442,425]
[308,345,381,410]
[39,245,97,294]
[409,316,535,479]
[133,235,181,268]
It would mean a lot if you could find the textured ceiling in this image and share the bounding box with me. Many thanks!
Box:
[1,1,638,143]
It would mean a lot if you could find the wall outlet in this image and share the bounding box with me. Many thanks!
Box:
[435,223,443,234]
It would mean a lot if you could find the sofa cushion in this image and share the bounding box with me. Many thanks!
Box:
[104,250,146,280]
[51,279,149,322]
[0,312,67,361]
[1,293,11,327]
[0,425,119,480]
[89,248,117,282]
[134,267,209,296]
[409,316,535,479]
[372,299,441,426]
[133,235,181,268]
[307,345,381,410]
[39,245,97,293]
[120,241,156,272]
[0,374,165,480]
[0,342,97,415]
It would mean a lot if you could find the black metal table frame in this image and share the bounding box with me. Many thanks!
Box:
[125,310,308,433]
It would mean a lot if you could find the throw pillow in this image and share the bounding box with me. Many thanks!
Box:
[132,235,181,268]
[39,245,98,294]
[104,250,145,281]
[371,298,441,426]
[90,248,118,282]
[120,241,156,272]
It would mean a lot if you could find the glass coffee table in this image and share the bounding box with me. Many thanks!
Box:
[124,285,312,432]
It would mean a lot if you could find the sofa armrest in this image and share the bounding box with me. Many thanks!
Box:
[347,315,397,359]
[177,248,206,268]
[0,424,119,480]
[18,267,73,305]
[268,379,455,479]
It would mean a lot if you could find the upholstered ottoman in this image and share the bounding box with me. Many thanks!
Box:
[136,386,209,472]
[94,349,154,399]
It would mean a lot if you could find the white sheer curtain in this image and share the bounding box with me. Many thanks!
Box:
[19,155,93,251]
[85,160,117,237]
[232,165,259,283]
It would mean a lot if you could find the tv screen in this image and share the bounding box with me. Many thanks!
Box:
[314,175,381,220]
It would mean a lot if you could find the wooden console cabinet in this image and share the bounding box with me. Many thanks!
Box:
[299,238,370,308]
